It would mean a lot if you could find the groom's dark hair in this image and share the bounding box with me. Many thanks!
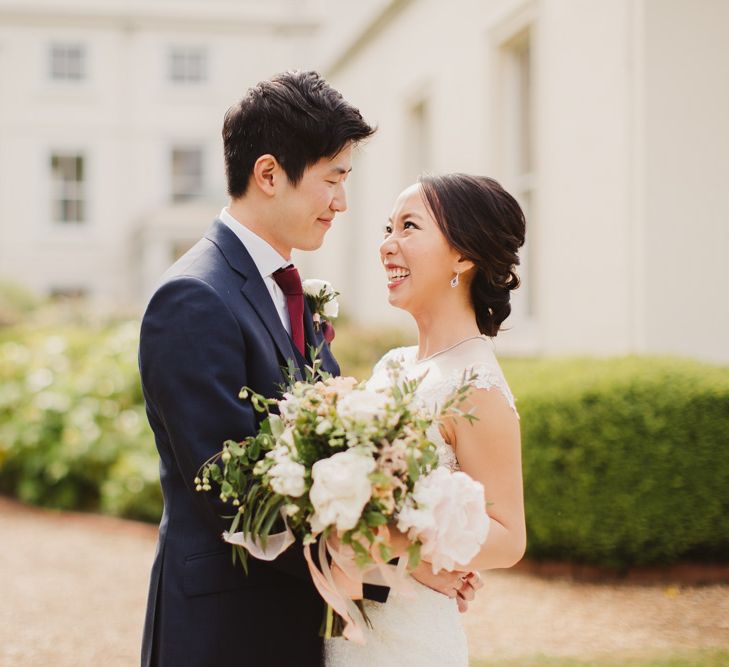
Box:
[223,70,375,198]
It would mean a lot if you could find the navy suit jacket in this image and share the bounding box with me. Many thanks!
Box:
[139,220,382,667]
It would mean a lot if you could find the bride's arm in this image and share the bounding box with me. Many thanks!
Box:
[446,387,526,571]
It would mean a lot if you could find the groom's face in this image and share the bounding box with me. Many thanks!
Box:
[273,144,353,253]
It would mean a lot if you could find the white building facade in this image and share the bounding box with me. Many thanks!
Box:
[296,0,729,364]
[0,0,320,305]
[1,0,727,364]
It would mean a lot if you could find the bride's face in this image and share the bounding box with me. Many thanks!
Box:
[380,184,463,315]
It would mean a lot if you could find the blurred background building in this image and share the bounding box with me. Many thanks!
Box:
[1,0,727,363]
[0,0,320,306]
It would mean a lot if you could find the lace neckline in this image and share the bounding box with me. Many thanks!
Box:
[414,334,489,363]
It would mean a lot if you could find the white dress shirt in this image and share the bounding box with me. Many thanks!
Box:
[219,208,292,335]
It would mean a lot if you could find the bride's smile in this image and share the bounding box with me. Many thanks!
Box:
[384,263,410,288]
[380,183,473,315]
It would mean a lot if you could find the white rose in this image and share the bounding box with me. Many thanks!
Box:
[309,448,375,533]
[302,278,334,298]
[397,467,490,573]
[322,297,339,319]
[302,278,339,319]
[269,450,307,498]
[336,389,389,425]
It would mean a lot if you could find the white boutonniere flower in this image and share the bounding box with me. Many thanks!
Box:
[302,278,339,343]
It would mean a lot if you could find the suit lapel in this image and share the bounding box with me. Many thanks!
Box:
[205,220,303,380]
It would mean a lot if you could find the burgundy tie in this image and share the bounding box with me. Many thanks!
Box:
[273,265,305,357]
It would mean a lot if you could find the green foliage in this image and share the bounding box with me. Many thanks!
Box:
[500,356,729,567]
[0,321,161,520]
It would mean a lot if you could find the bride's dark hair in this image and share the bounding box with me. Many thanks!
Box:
[419,173,526,337]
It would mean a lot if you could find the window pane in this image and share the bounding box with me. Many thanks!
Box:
[169,47,207,83]
[171,147,204,201]
[50,44,85,81]
[50,153,85,223]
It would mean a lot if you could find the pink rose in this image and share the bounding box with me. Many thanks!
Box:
[397,467,490,573]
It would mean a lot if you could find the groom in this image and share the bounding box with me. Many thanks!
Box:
[138,71,376,667]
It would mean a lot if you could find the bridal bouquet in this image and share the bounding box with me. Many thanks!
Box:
[196,358,490,643]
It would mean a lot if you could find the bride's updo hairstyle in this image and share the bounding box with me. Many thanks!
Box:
[419,174,526,337]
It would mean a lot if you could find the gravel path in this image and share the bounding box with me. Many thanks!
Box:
[1,497,727,666]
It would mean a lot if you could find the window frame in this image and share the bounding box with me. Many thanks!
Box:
[49,151,87,225]
[48,43,86,83]
[167,46,208,85]
[170,145,206,203]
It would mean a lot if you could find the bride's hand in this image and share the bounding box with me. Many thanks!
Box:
[409,560,483,611]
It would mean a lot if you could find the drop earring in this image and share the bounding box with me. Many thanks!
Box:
[450,272,460,288]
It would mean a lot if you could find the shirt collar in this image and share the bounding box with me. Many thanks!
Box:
[219,208,290,279]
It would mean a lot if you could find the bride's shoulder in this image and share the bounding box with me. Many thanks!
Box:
[438,337,518,415]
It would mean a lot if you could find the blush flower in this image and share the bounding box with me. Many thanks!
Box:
[323,375,358,397]
[397,467,490,573]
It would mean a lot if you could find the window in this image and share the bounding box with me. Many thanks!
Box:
[168,47,207,84]
[500,29,535,319]
[171,147,204,202]
[49,44,85,81]
[50,153,85,223]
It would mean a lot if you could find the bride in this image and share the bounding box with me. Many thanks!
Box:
[325,173,528,666]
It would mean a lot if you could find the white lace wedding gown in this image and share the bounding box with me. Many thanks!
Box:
[324,335,518,667]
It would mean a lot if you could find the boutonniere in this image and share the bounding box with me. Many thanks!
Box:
[302,279,339,344]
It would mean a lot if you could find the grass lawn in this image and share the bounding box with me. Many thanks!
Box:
[471,649,729,667]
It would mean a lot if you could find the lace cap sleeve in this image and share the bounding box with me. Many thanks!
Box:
[458,362,519,418]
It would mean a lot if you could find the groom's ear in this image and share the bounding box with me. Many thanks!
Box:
[252,154,280,197]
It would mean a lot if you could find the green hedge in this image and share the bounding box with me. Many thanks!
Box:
[1,319,728,568]
[502,357,729,567]
[0,321,161,521]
